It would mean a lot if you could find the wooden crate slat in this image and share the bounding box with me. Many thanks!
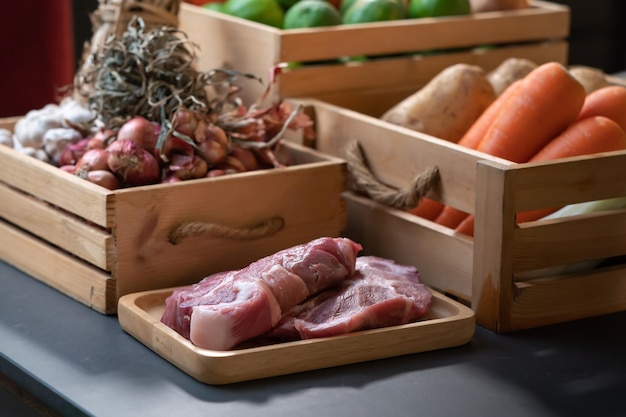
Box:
[510,267,626,331]
[343,192,474,300]
[513,151,626,212]
[280,41,568,100]
[0,181,114,270]
[0,146,113,228]
[0,219,116,314]
[513,209,626,271]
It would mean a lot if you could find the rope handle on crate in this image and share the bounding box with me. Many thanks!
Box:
[168,216,285,245]
[345,140,440,210]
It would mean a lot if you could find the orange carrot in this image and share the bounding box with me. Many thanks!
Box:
[434,206,469,229]
[434,84,525,228]
[457,116,626,234]
[456,79,523,149]
[455,214,475,237]
[475,62,586,162]
[530,115,626,161]
[576,85,626,133]
[407,197,444,221]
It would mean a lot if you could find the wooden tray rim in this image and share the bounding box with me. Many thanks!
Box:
[118,286,475,384]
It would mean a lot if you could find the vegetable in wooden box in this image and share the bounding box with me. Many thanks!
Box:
[288,83,626,332]
[179,1,570,109]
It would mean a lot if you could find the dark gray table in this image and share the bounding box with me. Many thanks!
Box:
[1,260,625,417]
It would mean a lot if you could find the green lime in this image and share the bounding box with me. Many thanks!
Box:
[339,0,358,16]
[408,0,471,18]
[342,0,406,24]
[283,0,342,29]
[222,0,285,28]
[203,2,224,12]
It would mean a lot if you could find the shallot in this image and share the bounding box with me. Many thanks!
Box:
[76,148,110,172]
[167,154,208,180]
[58,138,90,166]
[117,116,159,153]
[86,170,121,190]
[107,139,160,186]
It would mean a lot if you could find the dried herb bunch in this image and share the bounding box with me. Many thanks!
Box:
[75,16,211,129]
[68,17,315,188]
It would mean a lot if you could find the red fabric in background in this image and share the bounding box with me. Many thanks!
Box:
[0,0,75,117]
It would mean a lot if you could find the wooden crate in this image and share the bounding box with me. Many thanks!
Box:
[0,113,347,315]
[179,1,570,111]
[295,99,626,333]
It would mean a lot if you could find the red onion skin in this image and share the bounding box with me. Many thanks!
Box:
[107,139,161,186]
[86,170,121,190]
[76,148,110,172]
[207,169,230,178]
[172,109,199,139]
[59,165,77,174]
[229,145,259,171]
[196,139,227,167]
[216,155,247,173]
[117,116,159,153]
[161,175,182,184]
[156,135,194,164]
[58,138,90,166]
[89,129,114,148]
[169,155,208,180]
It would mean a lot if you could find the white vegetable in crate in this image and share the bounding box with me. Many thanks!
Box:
[0,128,14,148]
[18,146,49,163]
[59,98,97,132]
[43,127,83,166]
[14,104,63,149]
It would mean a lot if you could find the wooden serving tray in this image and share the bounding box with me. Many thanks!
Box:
[118,287,475,385]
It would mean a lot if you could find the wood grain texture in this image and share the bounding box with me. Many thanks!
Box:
[179,1,569,105]
[118,287,475,385]
[0,182,113,270]
[0,219,115,314]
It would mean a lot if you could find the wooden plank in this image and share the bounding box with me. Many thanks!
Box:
[118,286,475,385]
[180,1,569,104]
[307,98,514,213]
[0,182,114,270]
[343,192,474,300]
[0,219,116,314]
[282,41,568,102]
[513,209,626,271]
[278,1,569,61]
[472,160,517,332]
[0,145,113,228]
[512,151,626,212]
[111,147,346,298]
[180,2,568,65]
[511,267,626,331]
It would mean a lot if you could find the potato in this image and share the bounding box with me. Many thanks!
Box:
[568,65,610,95]
[381,63,496,142]
[488,57,537,96]
[470,0,529,13]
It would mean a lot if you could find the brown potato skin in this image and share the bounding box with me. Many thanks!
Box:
[381,64,496,143]
[568,65,610,95]
[488,57,537,96]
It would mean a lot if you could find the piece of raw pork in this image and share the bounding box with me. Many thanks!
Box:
[270,256,433,340]
[160,237,362,350]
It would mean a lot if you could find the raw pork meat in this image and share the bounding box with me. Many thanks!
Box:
[270,256,433,340]
[160,237,362,350]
